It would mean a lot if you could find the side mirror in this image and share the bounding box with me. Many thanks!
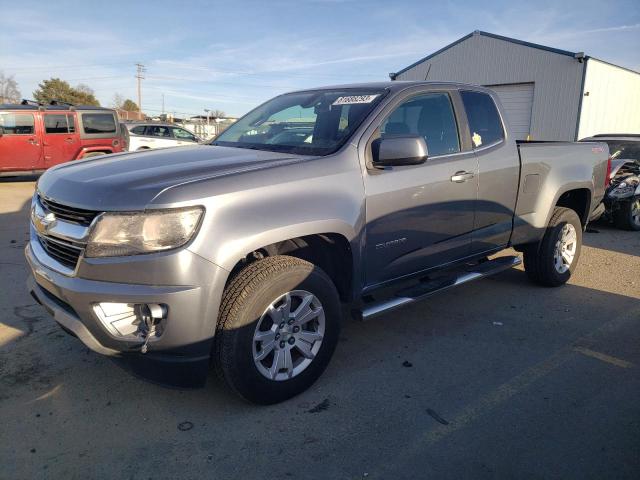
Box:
[372,135,428,168]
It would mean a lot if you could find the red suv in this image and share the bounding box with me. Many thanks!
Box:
[0,103,125,176]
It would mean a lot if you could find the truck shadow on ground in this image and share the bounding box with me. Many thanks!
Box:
[583,218,639,257]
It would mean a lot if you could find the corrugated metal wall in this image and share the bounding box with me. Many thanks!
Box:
[577,59,640,139]
[395,33,585,141]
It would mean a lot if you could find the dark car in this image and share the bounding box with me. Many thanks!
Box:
[581,134,640,230]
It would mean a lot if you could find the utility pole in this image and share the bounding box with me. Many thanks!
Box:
[161,93,165,115]
[135,63,146,114]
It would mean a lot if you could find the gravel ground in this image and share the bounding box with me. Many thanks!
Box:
[1,177,638,480]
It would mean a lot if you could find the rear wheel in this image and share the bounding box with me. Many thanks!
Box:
[613,196,640,231]
[215,256,341,404]
[523,207,582,287]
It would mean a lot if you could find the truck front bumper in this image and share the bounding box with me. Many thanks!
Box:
[25,241,228,387]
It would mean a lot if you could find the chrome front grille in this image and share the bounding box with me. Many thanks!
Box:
[31,194,101,274]
[37,235,83,269]
[38,195,99,226]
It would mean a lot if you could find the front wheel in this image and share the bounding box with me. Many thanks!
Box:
[214,256,341,404]
[523,207,583,287]
[613,196,640,231]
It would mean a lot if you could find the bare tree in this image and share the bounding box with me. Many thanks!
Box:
[75,83,95,96]
[211,109,226,118]
[0,71,21,103]
[112,93,125,109]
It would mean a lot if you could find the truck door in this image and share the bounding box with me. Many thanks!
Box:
[459,91,519,253]
[362,90,478,287]
[0,111,42,172]
[42,112,79,168]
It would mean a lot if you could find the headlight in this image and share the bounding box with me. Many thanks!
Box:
[85,206,204,258]
[610,179,638,199]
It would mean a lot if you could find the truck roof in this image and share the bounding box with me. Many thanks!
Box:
[287,81,494,97]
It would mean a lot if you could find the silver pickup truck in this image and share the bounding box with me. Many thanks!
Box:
[26,82,610,404]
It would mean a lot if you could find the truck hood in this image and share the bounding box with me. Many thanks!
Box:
[37,145,312,210]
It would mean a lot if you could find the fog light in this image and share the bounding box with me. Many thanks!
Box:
[93,302,167,339]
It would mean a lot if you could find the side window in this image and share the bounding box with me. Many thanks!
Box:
[0,113,35,135]
[381,93,460,156]
[81,113,116,134]
[460,91,504,148]
[131,126,146,135]
[173,128,197,141]
[149,126,171,137]
[67,114,75,133]
[44,114,69,134]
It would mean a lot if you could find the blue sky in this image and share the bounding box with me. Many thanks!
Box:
[1,0,639,117]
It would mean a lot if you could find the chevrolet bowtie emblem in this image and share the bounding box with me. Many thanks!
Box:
[33,209,57,234]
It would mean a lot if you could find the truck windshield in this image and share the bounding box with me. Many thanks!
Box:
[211,89,386,155]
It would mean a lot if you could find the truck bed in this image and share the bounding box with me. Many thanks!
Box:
[511,140,609,246]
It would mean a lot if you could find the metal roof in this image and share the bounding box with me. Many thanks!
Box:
[391,30,579,78]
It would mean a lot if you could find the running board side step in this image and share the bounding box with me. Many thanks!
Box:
[360,256,521,320]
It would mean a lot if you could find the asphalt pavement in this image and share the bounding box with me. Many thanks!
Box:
[1,177,638,480]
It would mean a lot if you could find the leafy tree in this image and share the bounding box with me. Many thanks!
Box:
[33,78,100,106]
[0,71,21,103]
[121,99,139,112]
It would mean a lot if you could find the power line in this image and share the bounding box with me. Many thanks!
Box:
[5,62,133,72]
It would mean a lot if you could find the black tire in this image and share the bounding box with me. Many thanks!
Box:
[214,255,341,404]
[612,197,640,231]
[82,152,106,159]
[523,207,582,287]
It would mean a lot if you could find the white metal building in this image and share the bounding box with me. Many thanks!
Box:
[390,31,640,141]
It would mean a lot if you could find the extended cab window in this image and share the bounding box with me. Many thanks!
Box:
[82,113,116,134]
[460,91,504,148]
[44,114,70,134]
[381,93,460,156]
[0,113,34,135]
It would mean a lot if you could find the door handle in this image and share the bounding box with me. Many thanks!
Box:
[27,138,38,145]
[451,171,475,183]
[65,138,74,143]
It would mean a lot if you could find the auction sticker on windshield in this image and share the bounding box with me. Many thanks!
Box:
[332,95,379,105]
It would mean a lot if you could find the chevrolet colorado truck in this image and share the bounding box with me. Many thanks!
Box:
[26,82,610,404]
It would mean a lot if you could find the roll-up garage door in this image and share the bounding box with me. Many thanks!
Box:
[486,83,534,140]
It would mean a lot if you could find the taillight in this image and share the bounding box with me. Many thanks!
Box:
[605,156,612,187]
[112,139,120,147]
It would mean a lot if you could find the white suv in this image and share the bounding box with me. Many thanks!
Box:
[126,123,202,151]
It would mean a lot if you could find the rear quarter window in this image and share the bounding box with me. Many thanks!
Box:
[460,91,505,148]
[82,113,117,134]
[0,113,35,134]
[130,125,146,135]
